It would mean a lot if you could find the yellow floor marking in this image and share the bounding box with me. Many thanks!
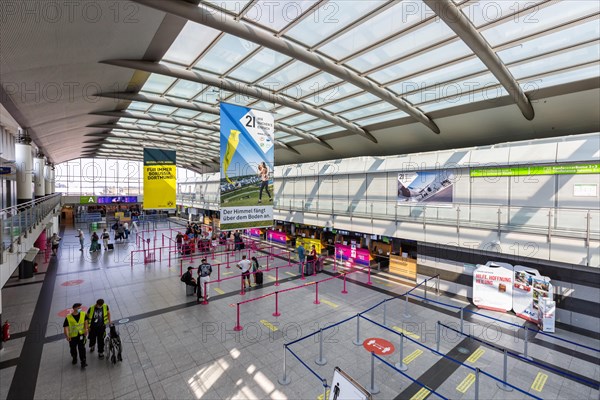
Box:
[456,373,476,393]
[410,387,430,400]
[531,372,548,392]
[260,320,278,332]
[320,299,339,308]
[403,349,423,365]
[267,275,276,281]
[466,347,485,363]
[392,326,421,339]
[213,287,225,295]
[222,272,234,276]
[285,271,296,276]
[316,389,330,400]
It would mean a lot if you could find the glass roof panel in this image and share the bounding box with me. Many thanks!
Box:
[119,118,137,124]
[406,73,499,105]
[272,107,297,117]
[194,34,260,75]
[147,104,178,115]
[355,110,409,126]
[482,1,600,46]
[462,0,544,28]
[127,102,150,112]
[339,102,396,120]
[136,120,159,126]
[311,126,344,136]
[419,87,509,113]
[172,109,200,119]
[163,22,221,66]
[294,119,332,131]
[141,74,177,94]
[323,93,380,113]
[157,122,179,129]
[258,61,318,90]
[368,40,472,84]
[303,82,362,106]
[294,72,340,100]
[228,48,292,82]
[166,80,206,99]
[388,57,487,95]
[243,0,317,31]
[285,1,382,46]
[204,0,251,15]
[279,136,299,143]
[193,114,219,123]
[319,0,429,60]
[279,113,315,126]
[521,63,599,91]
[497,19,600,64]
[347,21,456,72]
[509,43,600,80]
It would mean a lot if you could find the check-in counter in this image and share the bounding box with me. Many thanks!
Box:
[389,254,417,280]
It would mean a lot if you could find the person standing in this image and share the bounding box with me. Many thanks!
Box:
[176,232,184,254]
[237,255,252,290]
[123,221,129,239]
[297,243,305,274]
[257,162,272,204]
[251,256,260,285]
[50,233,61,256]
[63,303,88,369]
[87,299,111,359]
[76,229,84,251]
[101,229,110,251]
[197,258,212,301]
[89,231,100,252]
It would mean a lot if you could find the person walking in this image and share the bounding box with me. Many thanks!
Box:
[63,303,88,369]
[237,255,252,290]
[89,231,100,252]
[50,233,61,256]
[257,161,272,204]
[76,229,84,251]
[197,258,212,301]
[297,243,305,274]
[87,299,111,359]
[101,229,110,251]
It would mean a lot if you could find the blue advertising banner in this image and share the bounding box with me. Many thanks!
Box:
[220,103,274,230]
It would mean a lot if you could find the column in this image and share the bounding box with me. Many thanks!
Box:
[44,163,52,195]
[49,165,55,194]
[15,129,33,205]
[33,154,46,198]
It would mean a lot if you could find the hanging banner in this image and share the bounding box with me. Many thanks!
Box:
[143,148,176,210]
[472,262,514,312]
[470,163,600,177]
[397,171,455,203]
[220,103,274,230]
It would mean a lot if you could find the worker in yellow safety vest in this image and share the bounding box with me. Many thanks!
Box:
[87,299,111,359]
[63,303,89,369]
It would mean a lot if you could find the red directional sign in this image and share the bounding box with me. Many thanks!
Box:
[61,279,84,286]
[363,337,395,356]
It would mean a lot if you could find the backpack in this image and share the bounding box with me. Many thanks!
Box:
[180,273,187,282]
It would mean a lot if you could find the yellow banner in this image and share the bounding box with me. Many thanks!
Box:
[143,165,176,209]
[297,237,322,253]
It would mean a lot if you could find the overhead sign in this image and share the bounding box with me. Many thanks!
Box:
[398,171,455,203]
[470,163,600,177]
[80,196,97,204]
[472,262,514,312]
[329,367,371,400]
[143,148,176,210]
[362,338,394,356]
[220,103,274,230]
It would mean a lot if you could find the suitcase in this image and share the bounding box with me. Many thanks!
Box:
[255,271,263,285]
[107,243,114,250]
[305,261,313,276]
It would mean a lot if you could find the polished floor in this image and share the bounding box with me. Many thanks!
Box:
[0,222,598,400]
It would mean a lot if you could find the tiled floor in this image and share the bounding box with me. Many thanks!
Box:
[1,223,599,399]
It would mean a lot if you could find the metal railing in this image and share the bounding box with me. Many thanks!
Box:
[0,194,62,263]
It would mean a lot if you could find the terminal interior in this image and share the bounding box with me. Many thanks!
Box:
[1,1,599,399]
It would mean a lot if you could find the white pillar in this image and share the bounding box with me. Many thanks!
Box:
[34,156,46,198]
[15,142,33,204]
[50,166,55,194]
[44,164,52,194]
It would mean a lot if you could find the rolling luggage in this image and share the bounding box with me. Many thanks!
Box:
[107,243,114,250]
[305,260,314,276]
[255,271,263,285]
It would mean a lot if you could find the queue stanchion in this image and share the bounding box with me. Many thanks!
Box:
[168,250,171,268]
[201,282,208,305]
[217,263,221,281]
[313,260,317,277]
[287,251,291,266]
[300,263,305,281]
[266,256,270,271]
[130,251,134,269]
[179,259,183,277]
[315,329,327,366]
[240,275,245,296]
[162,234,164,247]
[369,352,380,394]
[226,253,231,268]
[278,345,290,385]
[314,282,320,305]
[273,292,281,317]
[367,265,373,285]
[274,267,280,287]
[159,246,162,261]
[341,273,348,294]
[395,333,408,371]
[233,303,243,331]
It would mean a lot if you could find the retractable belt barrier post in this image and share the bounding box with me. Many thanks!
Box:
[201,282,208,305]
[273,291,280,317]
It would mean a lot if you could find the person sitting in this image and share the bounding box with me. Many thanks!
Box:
[181,267,197,295]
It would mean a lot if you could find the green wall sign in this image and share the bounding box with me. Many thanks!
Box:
[470,163,600,177]
[79,196,97,204]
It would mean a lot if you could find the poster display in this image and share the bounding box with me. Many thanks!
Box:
[397,171,455,203]
[143,148,176,210]
[267,230,287,244]
[472,262,514,312]
[328,367,371,400]
[512,266,554,323]
[248,228,262,238]
[220,103,274,230]
[538,298,556,333]
[335,243,371,267]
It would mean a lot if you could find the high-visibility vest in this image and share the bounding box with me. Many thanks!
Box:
[88,304,109,325]
[66,312,86,338]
